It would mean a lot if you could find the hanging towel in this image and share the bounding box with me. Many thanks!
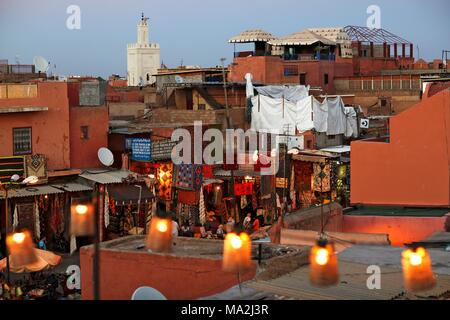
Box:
[34,201,40,239]
[70,234,77,255]
[13,205,18,230]
[104,187,110,228]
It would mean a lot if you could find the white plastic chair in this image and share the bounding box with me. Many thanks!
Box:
[131,286,167,300]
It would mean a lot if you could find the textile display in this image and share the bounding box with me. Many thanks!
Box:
[34,201,40,239]
[104,187,110,228]
[157,163,173,199]
[313,163,331,192]
[234,182,253,196]
[290,165,296,210]
[24,154,47,180]
[13,205,18,230]
[70,234,77,255]
[240,195,248,209]
[49,194,64,235]
[199,188,206,225]
[175,164,203,190]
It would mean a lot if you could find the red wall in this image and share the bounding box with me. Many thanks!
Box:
[0,82,71,170]
[69,106,109,168]
[229,56,353,93]
[80,246,256,300]
[343,214,449,246]
[350,89,450,206]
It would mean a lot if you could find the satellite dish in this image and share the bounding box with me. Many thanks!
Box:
[98,147,114,167]
[33,56,50,73]
[131,286,167,300]
[174,75,184,84]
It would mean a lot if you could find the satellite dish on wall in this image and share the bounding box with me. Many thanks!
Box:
[174,75,184,84]
[33,56,50,73]
[98,147,114,167]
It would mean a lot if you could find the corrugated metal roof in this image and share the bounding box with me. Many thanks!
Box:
[50,182,93,192]
[1,185,64,198]
[79,170,136,184]
[320,145,351,153]
[246,260,450,300]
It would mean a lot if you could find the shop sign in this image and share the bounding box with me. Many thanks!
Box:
[360,118,370,129]
[276,177,288,188]
[130,138,151,161]
[151,139,176,161]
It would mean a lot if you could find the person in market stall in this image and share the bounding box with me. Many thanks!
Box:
[243,213,252,232]
[216,224,225,239]
[226,216,235,233]
[252,216,260,232]
[180,221,193,237]
[205,211,219,234]
[172,218,180,237]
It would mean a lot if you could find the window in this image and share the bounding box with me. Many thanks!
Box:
[81,126,89,139]
[146,73,150,82]
[299,73,306,85]
[324,73,329,85]
[13,127,32,155]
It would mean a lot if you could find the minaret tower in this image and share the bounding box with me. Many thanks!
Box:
[127,13,160,86]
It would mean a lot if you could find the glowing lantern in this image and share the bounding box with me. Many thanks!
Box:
[223,232,252,273]
[71,203,95,236]
[309,240,339,287]
[6,230,38,266]
[146,216,173,253]
[402,247,436,292]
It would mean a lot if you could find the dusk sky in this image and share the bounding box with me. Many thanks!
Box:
[1,0,449,78]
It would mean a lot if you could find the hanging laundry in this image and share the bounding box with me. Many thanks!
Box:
[326,96,347,135]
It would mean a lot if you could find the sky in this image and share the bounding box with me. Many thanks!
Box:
[1,0,449,78]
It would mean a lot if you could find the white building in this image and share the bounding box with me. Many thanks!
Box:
[127,13,160,86]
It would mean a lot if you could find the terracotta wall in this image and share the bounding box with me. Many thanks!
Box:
[343,214,449,246]
[350,89,450,206]
[0,82,70,170]
[69,106,108,168]
[80,246,256,300]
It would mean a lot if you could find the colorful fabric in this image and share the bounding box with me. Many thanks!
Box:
[34,201,40,239]
[24,154,47,180]
[158,163,173,200]
[199,188,206,225]
[104,187,110,228]
[313,163,331,192]
[175,164,203,190]
[234,182,253,196]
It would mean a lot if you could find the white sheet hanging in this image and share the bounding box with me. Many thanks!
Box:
[251,95,297,135]
[254,85,309,103]
[344,106,358,138]
[245,73,254,98]
[326,96,347,135]
[312,97,328,133]
[296,95,314,132]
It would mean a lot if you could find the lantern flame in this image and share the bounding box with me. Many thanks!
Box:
[12,232,26,244]
[315,248,329,266]
[75,204,88,215]
[156,220,168,233]
[230,234,243,249]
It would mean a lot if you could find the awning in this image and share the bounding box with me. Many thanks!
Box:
[213,169,262,177]
[79,169,136,184]
[1,185,64,199]
[107,183,154,205]
[50,182,93,192]
[320,145,351,154]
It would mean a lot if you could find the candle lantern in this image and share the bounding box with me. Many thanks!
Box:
[309,239,339,287]
[402,246,436,292]
[6,230,38,266]
[223,232,252,273]
[146,216,173,253]
[71,203,95,236]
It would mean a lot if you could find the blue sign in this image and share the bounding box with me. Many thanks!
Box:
[130,138,151,161]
